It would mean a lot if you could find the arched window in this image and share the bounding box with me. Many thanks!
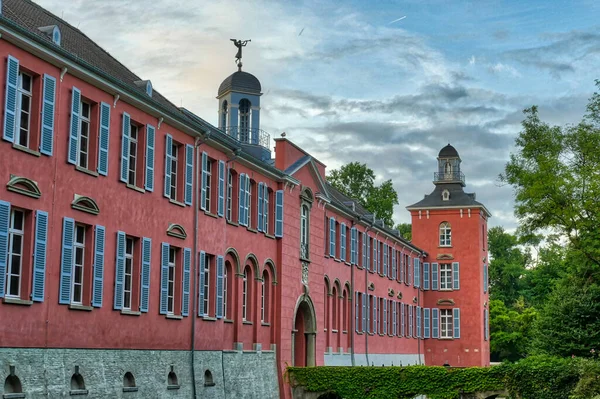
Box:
[167,371,178,386]
[439,222,452,246]
[123,372,136,388]
[442,189,450,201]
[71,373,85,390]
[242,265,252,321]
[324,278,330,331]
[332,286,338,331]
[221,100,228,129]
[4,374,22,394]
[261,270,270,323]
[224,261,230,319]
[239,99,251,142]
[204,369,215,387]
[300,204,309,258]
[444,161,452,174]
[342,289,348,332]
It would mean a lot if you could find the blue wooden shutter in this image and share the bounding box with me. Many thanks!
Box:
[432,308,439,338]
[120,112,131,182]
[355,292,359,332]
[59,217,75,304]
[0,201,10,298]
[275,190,284,238]
[198,250,206,316]
[31,210,49,302]
[413,258,419,287]
[159,243,169,314]
[432,263,439,290]
[3,56,19,142]
[400,303,405,337]
[382,243,387,276]
[200,151,208,210]
[40,74,56,155]
[182,248,191,316]
[367,295,372,333]
[366,237,370,271]
[453,308,461,338]
[423,262,430,290]
[67,87,81,164]
[484,309,489,341]
[351,227,357,264]
[407,256,412,286]
[408,305,413,337]
[374,241,379,274]
[424,308,431,338]
[361,233,366,267]
[164,134,173,197]
[361,293,366,332]
[340,223,346,261]
[98,102,111,176]
[144,124,155,190]
[483,263,488,293]
[393,300,397,336]
[217,160,225,217]
[216,255,224,318]
[383,298,387,334]
[114,231,126,310]
[257,182,264,232]
[263,184,268,232]
[245,177,251,226]
[392,249,397,280]
[329,218,335,257]
[238,174,246,225]
[91,225,105,307]
[184,144,194,205]
[416,306,421,338]
[453,262,460,290]
[140,237,151,313]
[400,253,404,283]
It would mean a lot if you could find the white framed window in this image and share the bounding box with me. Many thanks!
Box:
[127,124,138,186]
[71,224,86,304]
[226,169,233,221]
[440,309,453,338]
[204,160,212,211]
[77,101,91,169]
[440,263,452,290]
[300,204,309,258]
[123,237,134,310]
[263,189,269,234]
[242,267,249,321]
[223,264,228,319]
[202,254,210,316]
[439,222,451,246]
[167,247,176,314]
[442,189,450,201]
[261,278,266,323]
[169,144,178,201]
[246,179,252,227]
[16,72,32,148]
[6,209,25,298]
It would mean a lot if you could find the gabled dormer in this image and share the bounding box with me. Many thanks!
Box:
[38,25,61,46]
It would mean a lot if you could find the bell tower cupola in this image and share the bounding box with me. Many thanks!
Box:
[434,144,465,187]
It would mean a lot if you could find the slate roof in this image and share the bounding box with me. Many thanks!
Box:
[2,0,184,118]
[406,183,490,216]
[218,71,262,97]
[438,144,460,158]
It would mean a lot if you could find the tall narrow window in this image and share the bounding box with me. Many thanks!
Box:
[204,160,212,211]
[16,72,32,147]
[169,144,178,201]
[261,271,269,323]
[77,101,91,169]
[127,124,138,186]
[6,209,25,298]
[439,222,451,246]
[440,263,452,290]
[226,168,233,220]
[263,189,269,234]
[440,309,453,338]
[167,247,176,314]
[123,237,134,310]
[247,179,253,228]
[239,99,251,143]
[223,262,229,319]
[332,286,338,330]
[300,205,309,259]
[72,224,86,304]
[242,266,249,321]
[203,254,210,316]
[221,100,228,128]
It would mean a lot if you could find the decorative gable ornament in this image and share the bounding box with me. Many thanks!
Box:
[6,175,41,199]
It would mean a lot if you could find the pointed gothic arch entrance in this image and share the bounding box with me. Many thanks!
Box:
[292,294,317,367]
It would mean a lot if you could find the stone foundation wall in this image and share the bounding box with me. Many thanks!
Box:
[0,348,279,399]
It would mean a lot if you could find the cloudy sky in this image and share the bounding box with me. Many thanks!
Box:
[36,0,600,229]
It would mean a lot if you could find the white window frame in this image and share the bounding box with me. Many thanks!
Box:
[77,100,91,169]
[71,224,86,305]
[16,72,32,148]
[263,189,269,233]
[204,160,212,211]
[261,278,266,323]
[440,263,452,290]
[223,264,228,319]
[226,169,233,221]
[246,179,252,227]
[128,124,138,186]
[242,268,249,321]
[439,222,452,247]
[169,144,178,201]
[203,254,210,316]
[167,247,176,314]
[440,309,453,338]
[6,209,25,298]
[123,237,134,310]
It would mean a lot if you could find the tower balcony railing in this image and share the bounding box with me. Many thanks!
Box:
[224,126,270,150]
[434,171,465,184]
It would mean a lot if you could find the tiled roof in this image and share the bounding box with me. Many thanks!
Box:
[407,183,488,213]
[218,71,261,97]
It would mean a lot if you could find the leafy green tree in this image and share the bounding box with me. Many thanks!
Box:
[395,223,412,241]
[328,162,399,227]
[521,240,566,307]
[489,299,537,362]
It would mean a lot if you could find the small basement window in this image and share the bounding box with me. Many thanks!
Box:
[204,370,215,387]
[4,374,23,394]
[123,372,138,392]
[167,371,179,390]
[70,372,88,396]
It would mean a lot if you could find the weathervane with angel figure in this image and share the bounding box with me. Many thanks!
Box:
[230,39,251,69]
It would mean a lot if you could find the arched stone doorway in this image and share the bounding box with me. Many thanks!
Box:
[292,294,317,367]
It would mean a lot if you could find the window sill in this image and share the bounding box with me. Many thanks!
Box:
[438,245,453,249]
[368,332,375,336]
[69,304,93,311]
[439,288,454,292]
[356,332,363,335]
[69,389,89,396]
[224,319,234,324]
[226,219,239,227]
[204,382,216,387]
[3,297,33,306]
[75,165,99,177]
[202,316,217,322]
[121,309,141,316]
[265,233,275,240]
[169,198,186,207]
[333,258,341,263]
[246,227,258,234]
[126,183,145,193]
[12,143,40,157]
[300,256,311,263]
[4,393,26,399]
[166,314,183,320]
[344,261,351,266]
[438,337,454,340]
[204,211,218,219]
[332,329,338,333]
[123,387,138,392]
[167,385,180,390]
[242,320,253,325]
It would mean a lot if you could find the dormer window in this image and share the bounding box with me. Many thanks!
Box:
[134,80,152,97]
[145,81,152,97]
[38,25,61,46]
[442,189,450,201]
